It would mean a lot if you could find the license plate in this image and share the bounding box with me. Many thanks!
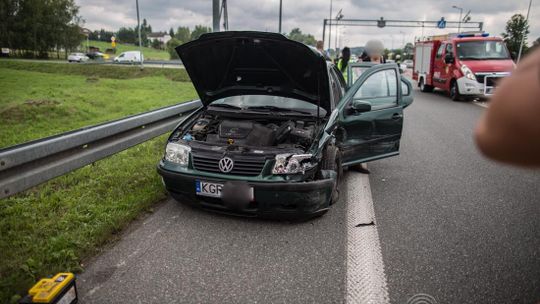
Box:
[195,180,223,198]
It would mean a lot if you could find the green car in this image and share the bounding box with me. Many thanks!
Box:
[157,31,413,219]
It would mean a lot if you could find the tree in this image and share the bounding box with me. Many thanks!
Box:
[0,0,84,58]
[117,27,136,44]
[175,26,190,43]
[166,38,181,59]
[403,42,414,59]
[151,38,162,49]
[169,27,175,37]
[502,14,529,58]
[191,25,211,40]
[287,28,316,46]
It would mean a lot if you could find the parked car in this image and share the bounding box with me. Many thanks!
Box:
[113,51,143,63]
[86,51,109,60]
[158,31,414,219]
[403,59,414,68]
[67,53,89,63]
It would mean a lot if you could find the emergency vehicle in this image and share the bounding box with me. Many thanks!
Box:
[413,32,514,101]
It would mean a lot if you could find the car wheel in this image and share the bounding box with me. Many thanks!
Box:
[321,145,343,205]
[450,80,462,101]
[420,78,434,93]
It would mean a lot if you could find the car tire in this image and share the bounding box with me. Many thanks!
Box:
[321,145,343,205]
[450,80,462,101]
[420,78,434,93]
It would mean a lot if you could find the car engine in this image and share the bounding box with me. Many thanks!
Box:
[183,115,316,149]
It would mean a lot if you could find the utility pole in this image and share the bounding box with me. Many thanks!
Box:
[452,5,463,33]
[136,0,144,70]
[328,0,333,50]
[278,0,283,33]
[517,0,533,62]
[213,0,220,32]
[334,9,343,56]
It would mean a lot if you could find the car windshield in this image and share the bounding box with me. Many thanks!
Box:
[456,40,510,60]
[210,95,327,117]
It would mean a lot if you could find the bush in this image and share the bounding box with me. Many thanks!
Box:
[167,38,182,60]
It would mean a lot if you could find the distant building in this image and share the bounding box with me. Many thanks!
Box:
[148,32,172,45]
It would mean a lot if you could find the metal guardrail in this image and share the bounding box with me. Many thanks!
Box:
[0,100,202,199]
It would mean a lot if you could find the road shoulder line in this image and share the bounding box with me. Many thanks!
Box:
[345,172,390,304]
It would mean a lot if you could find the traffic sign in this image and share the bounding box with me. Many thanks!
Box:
[437,17,446,29]
[377,17,386,28]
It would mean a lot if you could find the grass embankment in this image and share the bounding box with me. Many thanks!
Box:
[0,60,193,147]
[0,61,197,302]
[82,40,170,60]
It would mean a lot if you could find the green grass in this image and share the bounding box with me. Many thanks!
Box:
[0,61,195,148]
[82,40,170,60]
[0,61,197,302]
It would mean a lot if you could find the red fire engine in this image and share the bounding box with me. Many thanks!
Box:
[413,33,514,101]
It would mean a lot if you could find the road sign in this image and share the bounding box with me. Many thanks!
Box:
[437,17,447,29]
[377,17,386,28]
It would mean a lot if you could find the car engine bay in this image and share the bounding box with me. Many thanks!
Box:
[180,114,318,151]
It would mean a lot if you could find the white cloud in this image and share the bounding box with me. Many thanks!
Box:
[76,0,540,48]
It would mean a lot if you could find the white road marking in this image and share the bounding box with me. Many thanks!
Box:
[345,171,390,304]
[473,101,489,108]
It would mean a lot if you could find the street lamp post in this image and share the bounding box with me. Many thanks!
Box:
[278,0,283,34]
[517,0,533,62]
[334,9,343,53]
[328,0,333,51]
[136,0,144,70]
[452,5,463,33]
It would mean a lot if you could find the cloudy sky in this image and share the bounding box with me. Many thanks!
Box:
[76,0,539,49]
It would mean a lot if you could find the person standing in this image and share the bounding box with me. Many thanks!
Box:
[316,40,331,61]
[337,47,351,82]
[364,39,386,63]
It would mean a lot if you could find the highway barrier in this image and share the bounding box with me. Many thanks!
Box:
[0,100,202,199]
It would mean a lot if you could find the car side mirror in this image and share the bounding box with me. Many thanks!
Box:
[351,100,372,113]
[444,53,454,64]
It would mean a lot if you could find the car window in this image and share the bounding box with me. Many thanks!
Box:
[211,95,327,117]
[331,66,347,92]
[436,44,445,59]
[445,43,453,56]
[119,54,125,58]
[401,80,409,96]
[349,66,371,85]
[354,69,398,110]
[329,68,344,107]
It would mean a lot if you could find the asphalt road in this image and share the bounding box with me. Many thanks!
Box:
[371,89,540,304]
[78,88,540,304]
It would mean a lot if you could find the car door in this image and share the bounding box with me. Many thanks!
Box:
[432,43,446,88]
[335,63,407,166]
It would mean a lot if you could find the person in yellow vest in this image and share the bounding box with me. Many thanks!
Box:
[337,47,351,82]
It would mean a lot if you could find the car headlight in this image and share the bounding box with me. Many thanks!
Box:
[164,142,190,166]
[272,154,315,174]
[460,64,476,80]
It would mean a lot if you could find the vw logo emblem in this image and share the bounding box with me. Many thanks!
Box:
[218,157,234,173]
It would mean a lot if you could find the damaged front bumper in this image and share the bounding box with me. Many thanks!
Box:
[157,165,336,220]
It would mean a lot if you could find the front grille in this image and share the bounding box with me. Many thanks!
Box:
[475,73,508,85]
[192,153,267,176]
[475,74,486,84]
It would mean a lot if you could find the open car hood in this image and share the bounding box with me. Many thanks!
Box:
[176,31,330,112]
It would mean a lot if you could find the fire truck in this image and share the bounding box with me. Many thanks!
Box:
[413,32,514,101]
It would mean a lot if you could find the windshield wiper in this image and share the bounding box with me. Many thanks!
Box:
[246,105,314,115]
[208,103,242,110]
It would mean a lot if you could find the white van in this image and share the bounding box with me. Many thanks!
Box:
[114,51,144,63]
